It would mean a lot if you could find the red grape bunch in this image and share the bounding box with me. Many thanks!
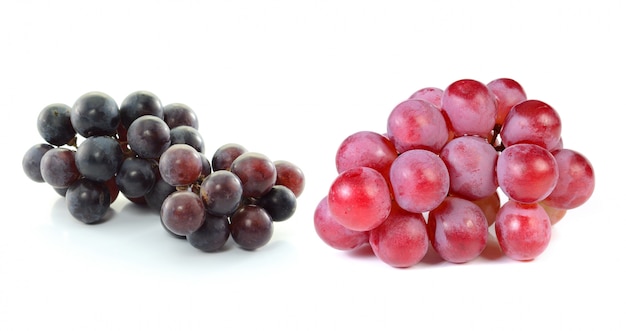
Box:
[23,91,305,251]
[314,78,595,267]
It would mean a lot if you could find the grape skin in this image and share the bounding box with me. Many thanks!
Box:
[200,170,243,217]
[500,99,562,150]
[127,115,171,159]
[212,143,247,171]
[37,103,75,146]
[313,196,369,251]
[328,166,391,232]
[441,79,497,138]
[229,205,274,250]
[427,197,488,263]
[71,91,120,138]
[158,144,203,187]
[115,157,157,198]
[408,87,443,107]
[386,99,449,153]
[274,160,305,198]
[335,131,397,180]
[75,136,124,182]
[440,135,498,200]
[120,91,164,129]
[145,177,177,211]
[471,191,501,227]
[230,152,277,198]
[169,125,205,153]
[496,143,558,204]
[187,212,230,252]
[495,201,551,261]
[23,143,54,183]
[389,149,449,213]
[40,147,81,188]
[542,148,595,210]
[369,203,429,268]
[257,185,297,222]
[160,191,206,237]
[66,178,111,224]
[163,103,199,129]
[486,78,527,125]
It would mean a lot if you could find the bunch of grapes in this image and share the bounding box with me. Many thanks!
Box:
[22,91,304,251]
[314,78,595,267]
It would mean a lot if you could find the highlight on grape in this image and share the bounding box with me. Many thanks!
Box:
[314,78,594,267]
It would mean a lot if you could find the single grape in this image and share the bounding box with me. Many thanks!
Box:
[335,131,397,180]
[439,135,498,200]
[75,135,124,182]
[145,177,177,211]
[496,143,558,204]
[104,176,120,204]
[127,115,171,159]
[274,160,305,198]
[369,203,429,268]
[257,185,297,222]
[158,144,203,187]
[230,152,277,198]
[441,79,497,138]
[386,99,449,153]
[187,212,230,252]
[169,125,205,153]
[200,170,243,217]
[495,201,551,261]
[22,143,54,183]
[119,90,164,129]
[71,91,120,138]
[408,87,443,107]
[66,178,111,224]
[212,143,247,171]
[542,148,595,209]
[40,147,81,188]
[389,149,449,213]
[160,191,206,237]
[539,201,567,225]
[486,78,527,125]
[37,103,75,146]
[115,157,157,198]
[471,191,501,227]
[427,197,488,263]
[229,205,273,250]
[500,99,562,150]
[327,166,391,231]
[163,103,199,129]
[313,196,369,251]
[199,153,212,179]
[53,187,68,197]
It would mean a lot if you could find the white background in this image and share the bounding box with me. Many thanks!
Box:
[1,1,624,330]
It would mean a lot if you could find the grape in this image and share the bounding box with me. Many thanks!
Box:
[542,148,595,210]
[408,87,443,107]
[495,201,551,261]
[71,91,120,138]
[169,125,205,153]
[66,178,111,224]
[471,191,501,227]
[230,152,276,198]
[335,131,397,179]
[200,170,243,217]
[313,196,369,250]
[274,160,305,198]
[40,147,80,188]
[539,201,567,225]
[427,197,488,263]
[441,79,497,138]
[328,166,391,231]
[160,191,205,237]
[386,99,449,153]
[212,143,247,171]
[75,136,124,182]
[22,143,54,183]
[119,90,164,129]
[369,203,429,268]
[187,213,230,252]
[500,99,561,150]
[115,157,157,198]
[37,103,75,146]
[257,185,297,222]
[163,103,198,129]
[389,149,449,213]
[439,135,498,200]
[199,153,212,179]
[127,115,171,159]
[486,78,527,125]
[104,176,120,203]
[496,143,558,204]
[229,205,273,250]
[145,177,177,211]
[158,144,203,187]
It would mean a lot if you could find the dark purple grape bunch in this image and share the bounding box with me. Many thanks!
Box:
[160,142,305,251]
[23,90,306,252]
